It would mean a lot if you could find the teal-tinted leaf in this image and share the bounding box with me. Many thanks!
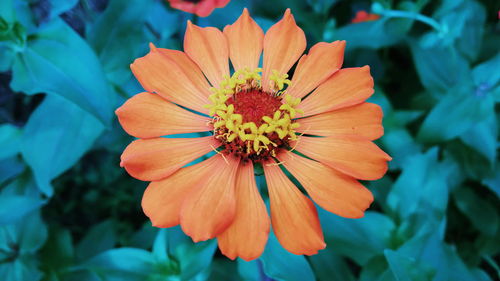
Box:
[0,256,43,281]
[21,95,104,196]
[384,249,435,281]
[0,157,24,185]
[387,148,448,220]
[176,239,216,281]
[76,220,116,262]
[237,259,260,281]
[0,194,45,225]
[334,18,403,50]
[418,87,493,143]
[10,18,115,124]
[460,112,497,163]
[319,210,395,265]
[48,0,78,19]
[473,52,500,91]
[309,250,355,281]
[260,233,315,281]
[40,227,75,271]
[0,210,47,255]
[482,166,500,199]
[86,0,152,86]
[434,0,485,61]
[411,37,471,94]
[0,0,14,22]
[454,187,499,236]
[152,229,169,263]
[306,0,339,14]
[82,248,155,281]
[0,124,22,160]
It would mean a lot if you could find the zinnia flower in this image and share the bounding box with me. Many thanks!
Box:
[166,0,230,17]
[352,10,380,23]
[116,8,391,260]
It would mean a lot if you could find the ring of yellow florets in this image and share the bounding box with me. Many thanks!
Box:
[204,68,303,161]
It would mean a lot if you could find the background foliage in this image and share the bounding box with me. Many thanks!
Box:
[0,0,499,280]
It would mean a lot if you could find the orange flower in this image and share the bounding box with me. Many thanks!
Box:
[166,0,230,17]
[116,8,391,260]
[352,10,380,23]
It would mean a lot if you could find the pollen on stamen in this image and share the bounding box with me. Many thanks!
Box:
[204,68,303,163]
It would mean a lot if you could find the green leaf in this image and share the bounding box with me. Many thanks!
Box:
[0,194,45,225]
[319,210,395,265]
[21,95,104,197]
[76,220,117,262]
[460,112,497,164]
[237,259,260,281]
[418,87,494,143]
[82,248,155,281]
[40,227,75,271]
[309,251,355,281]
[384,249,435,281]
[176,238,216,281]
[482,166,500,199]
[473,52,500,91]
[387,148,449,221]
[260,233,315,281]
[0,210,47,255]
[86,0,152,86]
[10,18,115,124]
[410,37,471,94]
[48,0,78,20]
[0,124,22,160]
[453,187,499,236]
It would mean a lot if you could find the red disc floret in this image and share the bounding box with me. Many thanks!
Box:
[227,89,282,126]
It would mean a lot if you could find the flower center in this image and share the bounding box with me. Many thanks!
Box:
[204,68,303,162]
[227,89,282,125]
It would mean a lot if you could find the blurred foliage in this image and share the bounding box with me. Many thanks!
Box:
[0,0,499,280]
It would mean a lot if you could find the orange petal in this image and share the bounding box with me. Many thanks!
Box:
[296,103,384,140]
[298,66,374,116]
[287,41,346,99]
[217,162,270,261]
[293,135,391,180]
[141,156,218,228]
[116,92,212,138]
[180,155,240,242]
[184,21,229,88]
[262,9,306,92]
[130,46,211,114]
[223,8,264,71]
[120,136,219,181]
[169,0,230,17]
[263,162,326,255]
[278,152,373,218]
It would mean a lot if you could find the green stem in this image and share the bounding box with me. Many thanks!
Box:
[483,255,500,278]
[383,10,442,32]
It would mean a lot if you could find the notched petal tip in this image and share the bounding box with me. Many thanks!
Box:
[149,42,157,52]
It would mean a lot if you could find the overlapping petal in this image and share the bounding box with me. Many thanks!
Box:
[286,41,346,99]
[130,46,212,114]
[120,137,220,181]
[264,162,326,255]
[217,163,270,261]
[142,156,218,228]
[184,22,229,88]
[296,103,383,140]
[278,152,373,218]
[262,9,306,92]
[223,8,264,71]
[293,135,391,180]
[116,92,212,138]
[298,66,374,116]
[180,155,240,242]
[168,0,230,17]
